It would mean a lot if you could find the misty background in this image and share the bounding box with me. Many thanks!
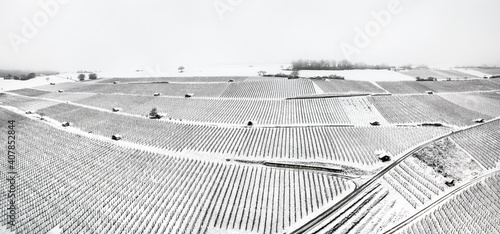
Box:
[1,0,499,72]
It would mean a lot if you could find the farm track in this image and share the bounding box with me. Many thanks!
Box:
[290,116,500,233]
[384,169,500,234]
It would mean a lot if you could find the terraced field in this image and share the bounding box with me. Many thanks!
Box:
[64,83,230,97]
[375,81,429,94]
[34,103,448,166]
[97,76,249,84]
[56,93,388,126]
[0,109,353,234]
[0,93,59,111]
[438,92,500,117]
[220,79,316,98]
[376,80,500,94]
[396,172,500,234]
[398,70,479,80]
[451,119,500,169]
[2,76,499,234]
[368,95,490,126]
[312,80,386,94]
[472,68,500,75]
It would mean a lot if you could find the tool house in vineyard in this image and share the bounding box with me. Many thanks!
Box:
[185,93,194,98]
[112,134,122,141]
[473,118,484,123]
[375,150,392,162]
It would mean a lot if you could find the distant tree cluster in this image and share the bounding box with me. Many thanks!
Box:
[291,59,390,71]
[78,74,86,81]
[3,72,36,80]
[77,73,97,81]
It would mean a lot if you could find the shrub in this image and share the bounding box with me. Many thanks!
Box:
[78,74,86,81]
[89,73,98,80]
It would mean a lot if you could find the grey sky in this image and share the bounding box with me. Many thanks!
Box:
[1,0,499,71]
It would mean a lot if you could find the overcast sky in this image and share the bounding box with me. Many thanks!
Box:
[1,0,499,72]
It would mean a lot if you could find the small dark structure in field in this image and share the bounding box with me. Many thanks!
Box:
[58,90,64,93]
[112,134,122,141]
[153,93,161,96]
[247,121,254,127]
[148,107,162,119]
[25,111,33,114]
[416,77,437,81]
[473,118,484,123]
[112,107,122,112]
[426,91,434,94]
[50,83,56,85]
[61,122,70,127]
[375,150,392,162]
[445,179,455,187]
[422,123,443,127]
[370,121,380,126]
[185,93,194,98]
[113,81,118,84]
[228,79,234,83]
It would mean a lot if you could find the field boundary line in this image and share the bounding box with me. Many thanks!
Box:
[383,169,500,234]
[290,116,500,233]
[448,137,488,171]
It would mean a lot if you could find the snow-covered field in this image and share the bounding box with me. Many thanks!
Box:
[297,69,414,81]
[98,65,414,81]
[0,75,76,91]
[1,66,415,92]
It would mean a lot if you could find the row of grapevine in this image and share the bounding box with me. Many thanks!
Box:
[397,173,500,234]
[382,156,447,211]
[36,103,449,165]
[367,95,491,126]
[312,183,394,234]
[0,93,59,111]
[339,97,389,125]
[471,68,500,75]
[7,88,51,97]
[312,79,386,94]
[0,108,353,234]
[9,91,389,126]
[31,82,84,92]
[96,76,248,84]
[375,81,428,94]
[219,79,316,98]
[63,82,230,97]
[38,92,97,102]
[398,70,479,81]
[376,80,500,94]
[451,119,500,169]
[71,93,352,125]
[438,92,500,117]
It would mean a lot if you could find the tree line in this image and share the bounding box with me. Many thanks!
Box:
[3,72,36,80]
[291,59,391,70]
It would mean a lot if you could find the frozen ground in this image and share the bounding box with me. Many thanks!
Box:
[98,65,414,81]
[0,75,76,91]
[297,69,414,81]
